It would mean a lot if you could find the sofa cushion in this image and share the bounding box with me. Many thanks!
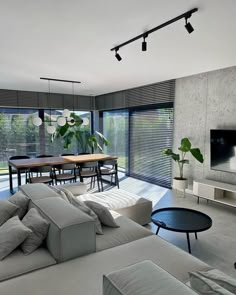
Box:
[84,201,119,228]
[9,191,30,219]
[0,248,56,282]
[0,216,32,261]
[0,200,19,226]
[103,260,198,295]
[32,197,96,262]
[21,208,49,254]
[198,269,236,294]
[0,236,212,295]
[20,183,60,201]
[77,190,152,225]
[96,211,152,251]
[189,272,234,295]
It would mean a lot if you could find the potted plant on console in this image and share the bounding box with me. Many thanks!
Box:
[163,138,204,191]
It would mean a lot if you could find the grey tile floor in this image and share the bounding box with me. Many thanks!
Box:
[1,173,236,278]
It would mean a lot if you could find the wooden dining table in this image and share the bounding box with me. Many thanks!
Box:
[8,154,117,194]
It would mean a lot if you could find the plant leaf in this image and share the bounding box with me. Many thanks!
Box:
[179,159,189,164]
[179,138,191,152]
[162,149,180,161]
[190,148,204,163]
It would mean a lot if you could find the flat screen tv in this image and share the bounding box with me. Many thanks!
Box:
[211,129,236,173]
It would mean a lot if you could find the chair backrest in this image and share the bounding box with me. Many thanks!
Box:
[80,161,98,169]
[30,165,52,173]
[56,163,76,171]
[99,159,117,166]
[61,153,76,156]
[36,155,54,158]
[9,155,30,160]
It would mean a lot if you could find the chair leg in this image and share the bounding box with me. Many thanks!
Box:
[116,173,119,189]
[97,174,100,192]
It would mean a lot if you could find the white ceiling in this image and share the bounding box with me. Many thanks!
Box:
[0,0,236,96]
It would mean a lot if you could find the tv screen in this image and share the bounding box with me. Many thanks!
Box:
[211,129,236,173]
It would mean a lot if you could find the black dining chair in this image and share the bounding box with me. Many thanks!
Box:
[53,163,77,185]
[98,159,119,191]
[26,165,54,185]
[77,161,101,192]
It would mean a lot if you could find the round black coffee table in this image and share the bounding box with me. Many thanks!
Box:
[151,207,212,253]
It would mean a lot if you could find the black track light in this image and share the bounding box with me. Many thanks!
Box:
[115,49,122,61]
[185,17,194,34]
[142,35,147,51]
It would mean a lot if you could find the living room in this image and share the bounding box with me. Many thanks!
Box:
[0,1,236,294]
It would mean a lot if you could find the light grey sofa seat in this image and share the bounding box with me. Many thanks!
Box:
[78,189,152,225]
[96,211,153,252]
[0,236,212,295]
[103,260,198,295]
[0,248,56,282]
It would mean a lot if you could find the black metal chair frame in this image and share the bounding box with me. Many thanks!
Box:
[78,161,101,192]
[98,159,119,191]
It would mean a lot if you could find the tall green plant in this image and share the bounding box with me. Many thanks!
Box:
[55,113,108,153]
[163,137,204,179]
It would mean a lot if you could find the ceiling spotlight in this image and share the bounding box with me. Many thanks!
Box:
[185,17,194,34]
[142,35,147,52]
[115,49,122,61]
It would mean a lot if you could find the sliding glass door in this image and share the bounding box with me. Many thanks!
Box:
[129,107,173,188]
[102,110,128,171]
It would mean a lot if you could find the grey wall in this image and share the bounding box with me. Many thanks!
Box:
[0,89,94,111]
[173,65,236,186]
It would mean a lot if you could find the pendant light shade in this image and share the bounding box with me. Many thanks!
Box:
[47,125,56,134]
[67,118,75,126]
[57,116,67,126]
[82,117,89,126]
[63,109,71,118]
[32,116,42,127]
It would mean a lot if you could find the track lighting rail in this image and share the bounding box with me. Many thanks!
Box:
[40,77,81,84]
[110,8,198,60]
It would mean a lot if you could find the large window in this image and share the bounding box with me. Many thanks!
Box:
[101,105,173,188]
[0,108,91,174]
[103,110,128,171]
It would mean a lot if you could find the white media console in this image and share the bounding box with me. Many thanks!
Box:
[193,179,236,208]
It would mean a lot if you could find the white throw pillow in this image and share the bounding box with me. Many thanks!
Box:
[84,201,119,228]
[189,272,234,295]
[21,208,49,254]
[0,216,32,260]
[0,199,19,226]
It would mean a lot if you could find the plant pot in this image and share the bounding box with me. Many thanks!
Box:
[172,178,188,191]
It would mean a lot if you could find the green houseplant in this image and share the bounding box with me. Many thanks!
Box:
[163,137,204,190]
[55,113,108,154]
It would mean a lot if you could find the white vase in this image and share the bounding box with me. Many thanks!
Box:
[172,178,187,191]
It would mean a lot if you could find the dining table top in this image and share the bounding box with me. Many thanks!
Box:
[8,154,117,169]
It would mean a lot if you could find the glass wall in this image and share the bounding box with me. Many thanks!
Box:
[103,110,128,171]
[0,108,91,174]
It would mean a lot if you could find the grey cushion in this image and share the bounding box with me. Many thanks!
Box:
[189,272,234,295]
[197,269,236,294]
[103,260,198,295]
[0,200,19,226]
[9,191,30,219]
[21,208,49,254]
[84,201,119,228]
[0,216,32,261]
[0,248,56,282]
[70,197,103,235]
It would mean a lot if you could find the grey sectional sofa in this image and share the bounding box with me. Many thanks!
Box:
[0,183,215,295]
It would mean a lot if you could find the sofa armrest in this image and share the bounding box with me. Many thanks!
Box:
[31,197,96,262]
[103,260,198,295]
